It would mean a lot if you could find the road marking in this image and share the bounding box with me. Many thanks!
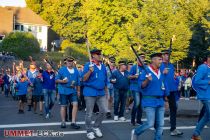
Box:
[0,118,169,128]
[34,125,209,135]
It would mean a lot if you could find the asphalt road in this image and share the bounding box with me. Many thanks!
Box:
[0,94,209,140]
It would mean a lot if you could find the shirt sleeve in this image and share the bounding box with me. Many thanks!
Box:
[129,65,136,75]
[55,69,63,80]
[194,65,209,90]
[82,63,89,79]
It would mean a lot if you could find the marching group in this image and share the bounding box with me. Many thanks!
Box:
[0,48,209,140]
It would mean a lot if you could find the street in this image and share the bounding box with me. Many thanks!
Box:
[0,94,209,140]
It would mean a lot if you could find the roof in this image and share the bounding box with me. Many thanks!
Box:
[0,6,50,26]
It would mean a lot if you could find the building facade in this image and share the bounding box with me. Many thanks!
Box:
[0,6,50,51]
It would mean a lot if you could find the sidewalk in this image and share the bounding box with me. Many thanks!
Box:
[166,98,203,118]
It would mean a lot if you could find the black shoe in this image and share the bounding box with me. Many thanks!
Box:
[18,110,22,114]
[130,122,135,126]
[28,106,31,111]
[136,121,143,126]
[18,110,24,114]
[106,112,112,119]
[61,122,66,128]
[71,123,80,129]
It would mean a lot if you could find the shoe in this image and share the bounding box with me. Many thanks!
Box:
[106,112,112,119]
[45,113,50,119]
[131,129,138,140]
[87,132,96,140]
[61,122,66,128]
[130,122,135,126]
[119,117,126,121]
[136,121,143,126]
[93,128,103,137]
[39,112,43,116]
[114,116,118,121]
[71,123,80,129]
[28,106,31,111]
[170,129,183,136]
[18,110,22,114]
[191,135,202,140]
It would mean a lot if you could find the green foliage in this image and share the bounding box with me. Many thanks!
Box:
[26,0,210,66]
[61,40,89,64]
[1,32,40,60]
[134,0,192,63]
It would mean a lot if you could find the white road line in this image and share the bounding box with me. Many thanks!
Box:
[38,126,209,135]
[0,118,170,128]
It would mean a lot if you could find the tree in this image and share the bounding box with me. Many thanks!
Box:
[134,0,192,63]
[81,0,142,60]
[178,0,210,67]
[1,32,40,60]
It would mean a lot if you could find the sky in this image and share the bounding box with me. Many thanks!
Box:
[0,0,26,7]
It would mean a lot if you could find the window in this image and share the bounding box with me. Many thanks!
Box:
[28,26,32,31]
[15,25,20,30]
[20,25,24,31]
[0,35,5,40]
[38,26,42,32]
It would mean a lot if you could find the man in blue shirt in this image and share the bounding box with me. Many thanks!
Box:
[112,60,130,121]
[26,63,38,111]
[3,70,11,97]
[82,48,108,140]
[160,50,183,136]
[191,51,210,140]
[56,56,81,129]
[131,52,169,140]
[128,53,145,126]
[15,75,30,114]
[42,62,56,119]
[106,56,116,119]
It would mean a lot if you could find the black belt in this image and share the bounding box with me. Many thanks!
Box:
[143,96,163,99]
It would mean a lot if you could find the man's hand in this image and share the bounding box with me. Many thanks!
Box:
[110,78,117,83]
[164,102,169,110]
[134,74,139,79]
[163,68,169,74]
[89,64,94,72]
[146,73,152,81]
[62,77,68,84]
[77,92,80,97]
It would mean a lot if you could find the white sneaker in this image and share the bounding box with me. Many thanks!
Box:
[131,129,138,140]
[93,128,103,137]
[119,117,126,121]
[87,132,96,140]
[45,113,50,119]
[114,116,118,121]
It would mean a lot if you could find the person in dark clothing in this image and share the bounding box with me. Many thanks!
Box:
[112,60,130,121]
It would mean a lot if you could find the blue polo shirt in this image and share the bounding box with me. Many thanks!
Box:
[82,62,107,96]
[129,64,145,92]
[26,70,38,84]
[16,81,29,95]
[112,70,129,90]
[139,66,169,107]
[193,64,210,100]
[42,70,56,90]
[160,63,178,92]
[56,66,80,95]
[33,77,43,95]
